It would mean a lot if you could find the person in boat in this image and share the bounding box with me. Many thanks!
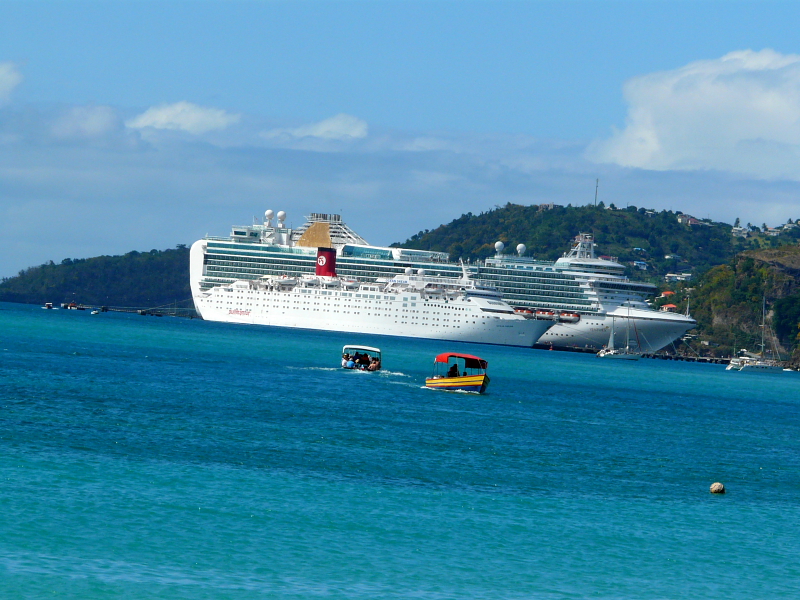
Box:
[346,357,356,369]
[342,353,350,368]
[447,363,459,378]
[367,357,380,371]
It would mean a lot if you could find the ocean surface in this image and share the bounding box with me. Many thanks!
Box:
[2,301,799,599]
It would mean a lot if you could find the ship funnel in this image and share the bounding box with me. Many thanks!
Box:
[316,247,337,277]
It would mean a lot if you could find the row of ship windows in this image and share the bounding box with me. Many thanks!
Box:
[208,299,494,323]
[211,292,475,315]
[207,253,450,275]
[208,247,460,273]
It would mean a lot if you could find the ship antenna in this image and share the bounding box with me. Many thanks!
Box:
[594,178,599,207]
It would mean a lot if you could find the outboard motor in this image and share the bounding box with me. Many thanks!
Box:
[316,247,337,277]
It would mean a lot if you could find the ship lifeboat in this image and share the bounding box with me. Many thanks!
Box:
[558,312,581,323]
[535,309,556,319]
[514,307,534,315]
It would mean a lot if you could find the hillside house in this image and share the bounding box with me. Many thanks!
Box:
[731,226,749,238]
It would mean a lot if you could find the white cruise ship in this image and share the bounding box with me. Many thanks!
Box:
[192,246,554,347]
[190,211,696,351]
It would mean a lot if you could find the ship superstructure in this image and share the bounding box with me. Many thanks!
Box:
[190,211,696,351]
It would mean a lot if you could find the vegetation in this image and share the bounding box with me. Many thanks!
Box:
[0,246,191,307]
[661,246,800,366]
[394,203,792,281]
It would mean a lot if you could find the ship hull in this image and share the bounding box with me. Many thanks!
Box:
[195,301,550,347]
[190,263,554,347]
[538,308,695,352]
[425,374,489,393]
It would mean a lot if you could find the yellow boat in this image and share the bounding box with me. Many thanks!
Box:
[425,352,490,394]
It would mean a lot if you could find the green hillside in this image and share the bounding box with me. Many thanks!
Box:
[395,203,799,281]
[656,246,800,365]
[0,246,191,307]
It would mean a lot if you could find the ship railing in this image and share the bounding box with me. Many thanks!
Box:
[402,274,494,288]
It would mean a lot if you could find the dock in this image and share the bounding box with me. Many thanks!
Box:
[69,303,199,319]
[533,343,730,364]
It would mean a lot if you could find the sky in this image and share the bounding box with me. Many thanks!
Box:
[3,0,800,277]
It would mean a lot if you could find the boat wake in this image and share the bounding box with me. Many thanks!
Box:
[419,386,482,394]
[378,370,410,378]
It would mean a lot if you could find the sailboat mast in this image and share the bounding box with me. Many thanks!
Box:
[625,305,631,351]
[761,296,767,358]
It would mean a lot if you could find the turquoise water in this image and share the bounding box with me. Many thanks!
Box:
[2,301,799,599]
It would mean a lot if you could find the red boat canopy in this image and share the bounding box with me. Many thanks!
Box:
[433,353,488,369]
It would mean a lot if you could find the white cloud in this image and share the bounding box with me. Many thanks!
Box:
[263,113,368,141]
[588,49,800,180]
[51,106,121,139]
[0,62,22,104]
[126,101,240,135]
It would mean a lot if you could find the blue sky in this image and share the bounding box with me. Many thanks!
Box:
[3,0,800,277]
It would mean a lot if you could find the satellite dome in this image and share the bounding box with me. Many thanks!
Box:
[265,209,274,220]
[516,243,527,256]
[277,210,286,221]
[417,269,426,277]
[405,267,413,276]
[494,241,505,253]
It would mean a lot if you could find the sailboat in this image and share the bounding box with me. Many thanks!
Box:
[726,297,783,373]
[597,311,642,360]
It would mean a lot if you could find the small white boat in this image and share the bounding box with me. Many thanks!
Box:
[341,345,382,371]
[42,302,58,310]
[90,309,100,315]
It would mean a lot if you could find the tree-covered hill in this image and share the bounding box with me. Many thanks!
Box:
[0,246,191,307]
[658,246,800,365]
[394,203,799,281]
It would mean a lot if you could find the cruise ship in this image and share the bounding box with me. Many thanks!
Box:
[192,246,554,347]
[190,211,696,351]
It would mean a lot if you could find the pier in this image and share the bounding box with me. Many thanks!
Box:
[69,303,199,319]
[533,343,730,364]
